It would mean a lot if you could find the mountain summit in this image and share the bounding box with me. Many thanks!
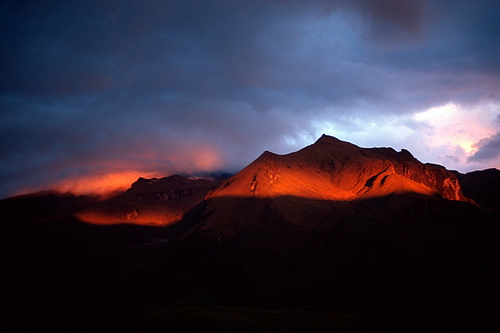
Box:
[208,134,467,202]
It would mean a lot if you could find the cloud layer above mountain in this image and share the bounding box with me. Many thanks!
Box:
[1,0,499,198]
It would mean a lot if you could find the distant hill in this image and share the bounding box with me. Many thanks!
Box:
[75,175,224,225]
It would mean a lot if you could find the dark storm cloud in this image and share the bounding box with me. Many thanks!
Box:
[1,0,499,198]
[469,132,500,162]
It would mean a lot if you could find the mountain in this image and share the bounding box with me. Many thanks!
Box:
[2,135,500,332]
[157,135,499,309]
[175,134,473,261]
[208,134,468,201]
[169,134,478,267]
[75,175,223,225]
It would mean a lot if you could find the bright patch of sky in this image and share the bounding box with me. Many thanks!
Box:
[312,102,499,172]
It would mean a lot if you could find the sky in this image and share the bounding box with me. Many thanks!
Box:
[1,0,500,199]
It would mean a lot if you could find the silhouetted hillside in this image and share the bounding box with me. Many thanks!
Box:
[453,168,500,209]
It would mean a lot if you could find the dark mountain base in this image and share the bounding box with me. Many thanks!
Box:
[5,304,500,332]
[3,194,499,332]
[150,194,499,307]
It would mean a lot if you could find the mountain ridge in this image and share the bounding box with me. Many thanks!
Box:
[207,134,468,202]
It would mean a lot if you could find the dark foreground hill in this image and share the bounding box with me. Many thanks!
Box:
[453,168,500,210]
[2,135,499,332]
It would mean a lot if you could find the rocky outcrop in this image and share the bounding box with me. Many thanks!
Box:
[129,175,216,202]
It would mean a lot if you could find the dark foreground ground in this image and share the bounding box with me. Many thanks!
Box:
[2,193,499,332]
[5,304,500,332]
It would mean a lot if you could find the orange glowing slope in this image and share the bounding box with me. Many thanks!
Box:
[75,175,222,225]
[181,134,473,245]
[208,134,467,202]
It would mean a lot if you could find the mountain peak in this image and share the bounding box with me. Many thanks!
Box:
[208,136,468,202]
[313,134,357,149]
[315,134,346,144]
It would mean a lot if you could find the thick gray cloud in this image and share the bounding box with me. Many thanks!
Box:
[469,114,500,162]
[1,0,499,198]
